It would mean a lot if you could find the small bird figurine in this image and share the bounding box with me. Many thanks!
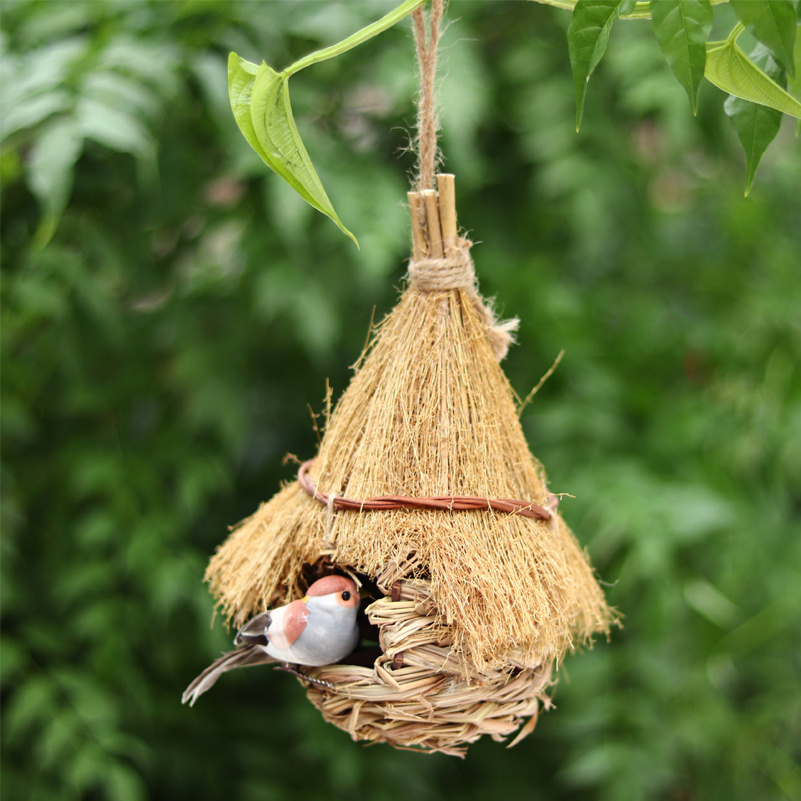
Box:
[182,575,360,706]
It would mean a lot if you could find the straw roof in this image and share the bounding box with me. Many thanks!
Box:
[205,267,611,669]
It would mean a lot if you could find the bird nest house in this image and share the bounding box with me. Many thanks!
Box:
[203,176,613,756]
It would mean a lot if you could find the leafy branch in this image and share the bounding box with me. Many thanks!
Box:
[1,35,178,248]
[229,0,798,244]
[228,0,427,247]
[558,0,800,194]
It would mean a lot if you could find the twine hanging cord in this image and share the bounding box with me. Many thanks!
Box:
[412,0,443,192]
[298,459,557,521]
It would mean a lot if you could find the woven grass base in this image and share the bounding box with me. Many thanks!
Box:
[302,555,553,757]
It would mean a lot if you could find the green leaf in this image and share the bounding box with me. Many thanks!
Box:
[227,54,262,156]
[724,44,784,195]
[706,27,801,118]
[533,0,729,19]
[730,0,796,78]
[650,0,713,114]
[790,26,801,134]
[228,0,426,246]
[568,0,636,130]
[228,54,356,246]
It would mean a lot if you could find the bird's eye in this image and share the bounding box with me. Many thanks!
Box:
[341,591,351,601]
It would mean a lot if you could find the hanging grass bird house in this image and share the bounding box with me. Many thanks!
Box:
[185,1,614,757]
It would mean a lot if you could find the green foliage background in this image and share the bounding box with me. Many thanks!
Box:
[2,2,800,799]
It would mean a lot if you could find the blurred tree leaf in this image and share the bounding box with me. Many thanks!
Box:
[68,744,105,794]
[650,0,713,113]
[0,89,71,140]
[105,763,147,801]
[0,635,28,684]
[26,118,83,249]
[1,33,176,247]
[567,0,636,131]
[0,39,84,134]
[724,44,785,195]
[3,675,56,741]
[730,0,797,78]
[76,98,156,158]
[684,579,739,628]
[37,713,78,770]
[706,24,801,117]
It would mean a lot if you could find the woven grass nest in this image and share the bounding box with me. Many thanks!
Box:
[204,176,613,756]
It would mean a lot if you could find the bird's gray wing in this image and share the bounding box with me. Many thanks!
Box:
[234,611,272,647]
[181,644,277,706]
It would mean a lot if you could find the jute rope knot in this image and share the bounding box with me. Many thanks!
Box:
[407,240,519,362]
[408,241,474,291]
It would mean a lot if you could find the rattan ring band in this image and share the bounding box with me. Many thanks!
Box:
[297,459,554,521]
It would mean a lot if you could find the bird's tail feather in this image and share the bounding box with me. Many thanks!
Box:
[181,645,277,706]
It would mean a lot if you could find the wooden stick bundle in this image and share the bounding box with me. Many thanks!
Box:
[408,173,457,260]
